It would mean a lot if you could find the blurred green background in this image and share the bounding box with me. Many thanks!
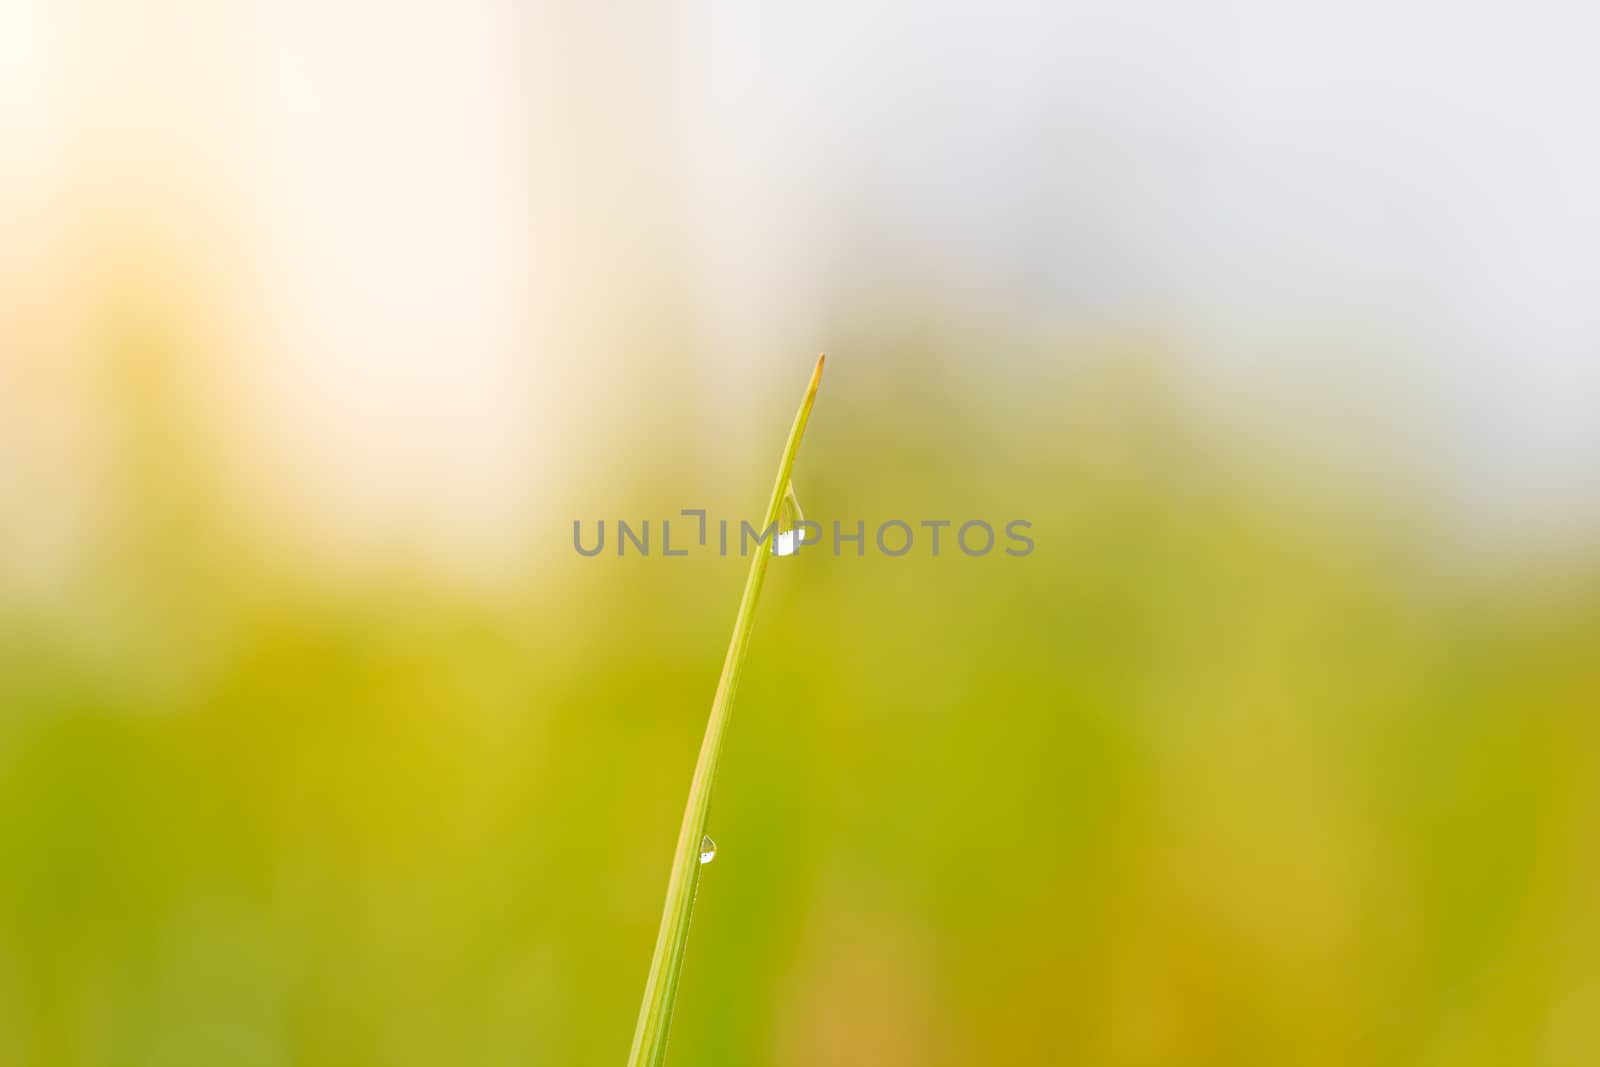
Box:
[5,3,1600,1065]
[3,329,1598,1066]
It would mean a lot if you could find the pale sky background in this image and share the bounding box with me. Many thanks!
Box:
[3,0,1598,582]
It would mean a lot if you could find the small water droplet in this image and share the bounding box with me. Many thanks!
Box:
[698,835,717,865]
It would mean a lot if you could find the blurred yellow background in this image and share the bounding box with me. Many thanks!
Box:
[3,3,1599,1065]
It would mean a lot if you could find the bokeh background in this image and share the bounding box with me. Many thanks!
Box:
[4,2,1600,1065]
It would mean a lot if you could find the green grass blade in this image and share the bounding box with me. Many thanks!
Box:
[625,354,826,1067]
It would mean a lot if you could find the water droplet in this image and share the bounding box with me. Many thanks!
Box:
[698,835,718,865]
[772,482,815,556]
